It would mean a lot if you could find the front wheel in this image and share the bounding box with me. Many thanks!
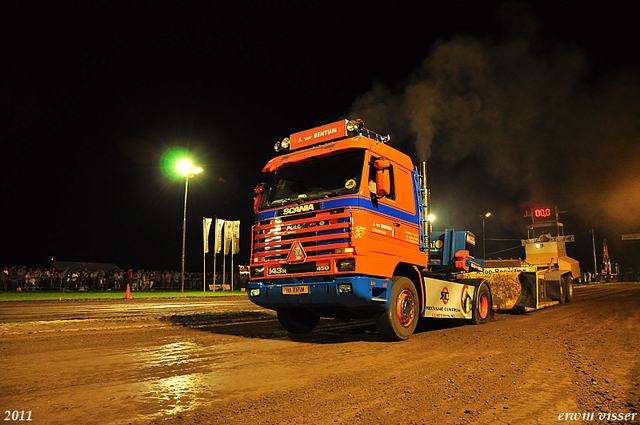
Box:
[375,276,419,341]
[277,309,320,334]
[472,282,493,324]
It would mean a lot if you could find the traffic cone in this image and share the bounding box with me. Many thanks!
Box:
[125,283,132,299]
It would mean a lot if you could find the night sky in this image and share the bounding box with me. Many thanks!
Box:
[2,1,639,275]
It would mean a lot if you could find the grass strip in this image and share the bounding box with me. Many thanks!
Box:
[0,290,246,302]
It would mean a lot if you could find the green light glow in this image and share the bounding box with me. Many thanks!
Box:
[160,147,192,181]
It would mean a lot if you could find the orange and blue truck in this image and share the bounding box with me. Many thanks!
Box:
[247,120,578,340]
[248,119,493,340]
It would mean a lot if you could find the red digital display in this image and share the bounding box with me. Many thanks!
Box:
[533,208,552,219]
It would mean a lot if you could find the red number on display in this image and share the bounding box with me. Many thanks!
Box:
[534,208,552,218]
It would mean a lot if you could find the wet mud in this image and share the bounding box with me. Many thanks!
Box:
[1,283,639,424]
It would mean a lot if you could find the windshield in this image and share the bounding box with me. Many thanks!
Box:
[260,150,365,210]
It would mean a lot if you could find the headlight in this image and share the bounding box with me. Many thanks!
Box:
[346,119,364,132]
[275,137,290,152]
[337,258,355,272]
[249,289,261,297]
[337,284,352,294]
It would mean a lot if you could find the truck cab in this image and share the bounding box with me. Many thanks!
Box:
[249,120,492,340]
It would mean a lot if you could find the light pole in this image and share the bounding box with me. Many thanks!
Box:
[591,220,597,282]
[177,159,203,293]
[482,212,491,260]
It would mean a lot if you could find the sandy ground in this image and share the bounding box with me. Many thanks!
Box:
[0,297,263,323]
[1,283,638,425]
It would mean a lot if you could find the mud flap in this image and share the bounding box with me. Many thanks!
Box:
[515,272,537,309]
[544,270,564,301]
[545,280,562,301]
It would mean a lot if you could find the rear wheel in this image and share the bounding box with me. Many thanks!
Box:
[472,282,493,324]
[277,309,320,334]
[375,276,419,341]
[563,275,573,303]
[558,281,566,304]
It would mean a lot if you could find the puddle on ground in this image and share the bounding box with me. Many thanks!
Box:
[151,372,205,415]
[145,341,200,367]
[126,339,236,420]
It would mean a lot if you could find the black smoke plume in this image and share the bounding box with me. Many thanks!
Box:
[349,4,640,246]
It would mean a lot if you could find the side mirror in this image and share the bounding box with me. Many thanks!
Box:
[376,170,390,197]
[374,159,391,197]
[253,184,264,213]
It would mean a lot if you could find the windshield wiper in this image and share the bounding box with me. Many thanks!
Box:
[306,190,343,200]
[269,198,292,206]
[269,197,308,207]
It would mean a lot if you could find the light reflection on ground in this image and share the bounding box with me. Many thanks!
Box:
[133,340,230,419]
[154,373,202,415]
[147,341,199,367]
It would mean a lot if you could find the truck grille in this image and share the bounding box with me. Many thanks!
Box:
[253,207,350,265]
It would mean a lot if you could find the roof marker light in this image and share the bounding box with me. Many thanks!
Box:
[346,119,364,132]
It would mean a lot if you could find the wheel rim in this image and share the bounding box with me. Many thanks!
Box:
[396,289,416,327]
[478,292,489,319]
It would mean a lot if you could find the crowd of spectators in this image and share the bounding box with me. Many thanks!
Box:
[1,265,248,292]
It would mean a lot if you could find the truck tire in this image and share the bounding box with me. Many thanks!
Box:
[277,309,320,334]
[557,281,566,304]
[375,276,419,341]
[563,275,573,303]
[472,282,493,325]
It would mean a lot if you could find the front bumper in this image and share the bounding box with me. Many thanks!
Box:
[248,275,392,313]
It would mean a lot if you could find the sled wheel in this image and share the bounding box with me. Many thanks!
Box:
[277,309,320,334]
[472,282,493,324]
[375,276,419,341]
[563,275,573,303]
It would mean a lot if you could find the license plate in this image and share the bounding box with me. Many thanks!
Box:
[282,285,309,295]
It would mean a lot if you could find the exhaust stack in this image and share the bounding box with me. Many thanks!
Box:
[421,161,431,264]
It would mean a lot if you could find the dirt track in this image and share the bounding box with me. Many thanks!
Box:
[0,297,263,323]
[1,283,639,424]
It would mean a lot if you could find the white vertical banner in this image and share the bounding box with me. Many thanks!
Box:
[223,220,233,288]
[203,218,213,293]
[224,220,233,255]
[214,219,225,254]
[213,218,225,292]
[230,221,240,291]
[231,221,241,255]
[203,218,213,254]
